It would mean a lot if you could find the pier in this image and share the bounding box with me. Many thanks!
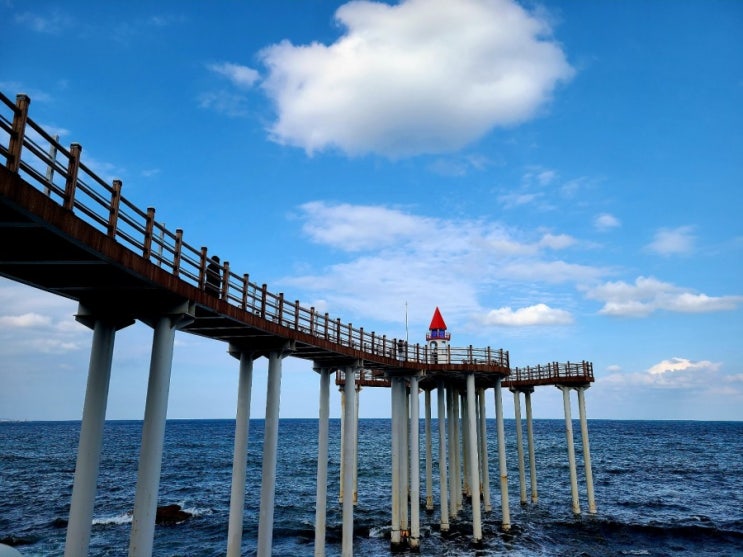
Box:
[0,92,596,556]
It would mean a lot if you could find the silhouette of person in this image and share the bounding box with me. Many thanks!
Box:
[206,255,221,297]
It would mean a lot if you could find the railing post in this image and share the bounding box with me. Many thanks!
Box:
[107,180,122,237]
[242,275,250,310]
[336,318,342,343]
[324,313,329,339]
[370,332,376,354]
[359,327,364,350]
[221,261,230,300]
[143,208,155,259]
[198,247,208,290]
[172,228,183,276]
[309,307,316,335]
[7,94,30,173]
[348,323,353,347]
[294,301,300,329]
[277,293,284,324]
[260,284,268,319]
[63,143,82,211]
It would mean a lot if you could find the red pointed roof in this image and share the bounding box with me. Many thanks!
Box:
[428,307,447,331]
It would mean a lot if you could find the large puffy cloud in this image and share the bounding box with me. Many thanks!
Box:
[585,276,742,316]
[259,0,574,157]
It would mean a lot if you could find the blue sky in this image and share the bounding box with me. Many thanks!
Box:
[1,0,741,421]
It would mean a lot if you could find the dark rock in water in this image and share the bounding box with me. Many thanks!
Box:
[52,518,68,528]
[0,536,35,547]
[155,504,191,525]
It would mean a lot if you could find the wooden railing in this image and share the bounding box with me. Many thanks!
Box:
[506,361,594,385]
[0,92,510,369]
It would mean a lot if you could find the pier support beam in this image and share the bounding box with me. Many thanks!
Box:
[256,345,293,557]
[424,389,434,513]
[129,303,194,557]
[314,366,331,557]
[341,364,358,557]
[65,308,132,557]
[559,386,581,515]
[390,377,403,548]
[512,389,527,505]
[577,386,597,514]
[446,388,457,520]
[466,373,482,544]
[477,388,492,513]
[494,378,511,531]
[524,388,538,504]
[437,381,449,533]
[409,375,421,551]
[226,349,256,557]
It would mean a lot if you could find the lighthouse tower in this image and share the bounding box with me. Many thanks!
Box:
[426,306,451,363]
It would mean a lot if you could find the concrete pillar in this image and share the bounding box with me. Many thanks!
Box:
[446,388,457,520]
[353,384,360,506]
[524,389,538,504]
[226,350,254,557]
[256,350,287,557]
[341,366,357,557]
[401,385,409,534]
[512,389,527,505]
[424,389,433,512]
[560,386,581,515]
[390,377,402,548]
[494,379,511,531]
[477,388,492,513]
[466,373,482,543]
[314,367,331,557]
[129,304,193,557]
[339,386,345,504]
[461,393,471,499]
[577,387,597,514]
[452,392,462,512]
[436,382,449,533]
[409,376,421,551]
[65,310,130,557]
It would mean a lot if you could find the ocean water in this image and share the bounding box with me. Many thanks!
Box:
[1,419,742,556]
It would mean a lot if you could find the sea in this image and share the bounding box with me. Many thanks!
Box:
[1,419,742,556]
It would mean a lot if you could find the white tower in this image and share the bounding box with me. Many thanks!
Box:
[426,307,451,364]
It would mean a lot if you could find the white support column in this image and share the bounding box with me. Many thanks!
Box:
[65,312,128,557]
[339,386,345,504]
[409,376,421,551]
[227,350,254,557]
[461,393,471,499]
[390,378,402,547]
[446,388,457,520]
[314,367,331,557]
[560,386,581,515]
[353,383,360,506]
[577,387,596,514]
[466,373,482,543]
[436,382,449,533]
[494,378,511,531]
[452,392,462,512]
[424,389,434,512]
[477,388,492,513]
[524,389,538,504]
[401,385,409,536]
[512,389,527,505]
[129,304,192,557]
[341,366,357,557]
[256,350,287,557]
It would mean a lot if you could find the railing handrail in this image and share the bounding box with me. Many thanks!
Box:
[0,91,512,370]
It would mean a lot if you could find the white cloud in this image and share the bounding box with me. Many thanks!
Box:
[602,357,726,392]
[0,313,52,328]
[198,91,250,117]
[646,226,695,256]
[14,10,72,34]
[594,213,620,231]
[208,62,260,89]
[283,201,605,327]
[647,357,720,375]
[481,303,573,326]
[585,276,743,316]
[259,0,574,157]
